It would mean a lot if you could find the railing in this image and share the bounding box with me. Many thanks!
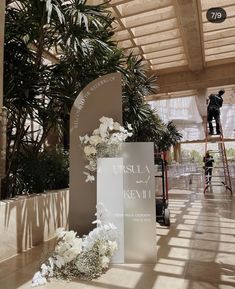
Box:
[166,161,235,191]
[167,163,203,190]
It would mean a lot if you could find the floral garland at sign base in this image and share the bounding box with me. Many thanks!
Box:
[80,116,133,182]
[32,203,118,287]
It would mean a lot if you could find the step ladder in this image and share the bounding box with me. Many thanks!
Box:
[204,119,232,194]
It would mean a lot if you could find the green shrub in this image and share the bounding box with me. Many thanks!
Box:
[9,149,69,195]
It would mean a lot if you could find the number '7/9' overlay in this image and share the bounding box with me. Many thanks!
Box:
[206,7,227,23]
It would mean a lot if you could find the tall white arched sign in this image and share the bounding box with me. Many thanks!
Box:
[69,73,122,235]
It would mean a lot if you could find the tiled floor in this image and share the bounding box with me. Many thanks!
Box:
[0,187,235,289]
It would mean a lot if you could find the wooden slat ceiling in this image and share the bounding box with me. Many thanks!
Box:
[88,0,235,76]
[85,0,235,115]
[110,0,188,72]
[201,0,235,65]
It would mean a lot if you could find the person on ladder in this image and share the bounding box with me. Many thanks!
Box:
[203,151,214,184]
[207,89,225,135]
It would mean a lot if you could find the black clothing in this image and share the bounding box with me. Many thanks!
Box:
[203,155,214,183]
[208,93,223,109]
[207,93,223,135]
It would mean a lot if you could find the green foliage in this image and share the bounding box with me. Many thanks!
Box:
[181,149,203,165]
[3,0,182,199]
[122,54,182,151]
[157,121,182,152]
[3,0,119,198]
[226,148,235,161]
[9,149,69,195]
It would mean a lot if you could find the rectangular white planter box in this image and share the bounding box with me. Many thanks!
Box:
[0,189,69,262]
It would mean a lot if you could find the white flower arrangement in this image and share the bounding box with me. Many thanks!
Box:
[80,116,133,182]
[32,203,118,286]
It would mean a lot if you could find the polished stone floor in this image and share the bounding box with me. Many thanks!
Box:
[0,186,235,289]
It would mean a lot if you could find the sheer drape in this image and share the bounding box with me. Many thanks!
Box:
[149,96,235,141]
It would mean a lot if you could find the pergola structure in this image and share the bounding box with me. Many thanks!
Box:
[87,0,235,135]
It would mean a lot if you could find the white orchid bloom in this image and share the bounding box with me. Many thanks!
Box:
[79,134,90,144]
[119,126,127,133]
[83,134,90,144]
[79,135,85,143]
[83,172,95,182]
[56,227,66,239]
[127,123,133,130]
[32,271,47,287]
[48,258,54,277]
[99,123,108,139]
[40,264,49,277]
[54,255,65,268]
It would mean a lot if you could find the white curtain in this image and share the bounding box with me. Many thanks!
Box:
[221,104,235,139]
[149,96,235,141]
[149,96,204,141]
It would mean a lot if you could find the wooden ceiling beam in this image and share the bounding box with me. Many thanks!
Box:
[204,28,235,42]
[142,38,183,54]
[205,36,235,49]
[119,6,175,28]
[206,57,235,67]
[150,54,186,65]
[115,0,172,18]
[201,0,235,11]
[173,0,204,72]
[114,25,181,43]
[144,46,184,59]
[150,63,235,94]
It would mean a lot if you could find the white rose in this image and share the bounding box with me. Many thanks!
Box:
[89,135,102,146]
[99,117,114,129]
[71,238,82,254]
[109,133,119,144]
[84,145,97,156]
[64,230,77,243]
[63,247,78,263]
